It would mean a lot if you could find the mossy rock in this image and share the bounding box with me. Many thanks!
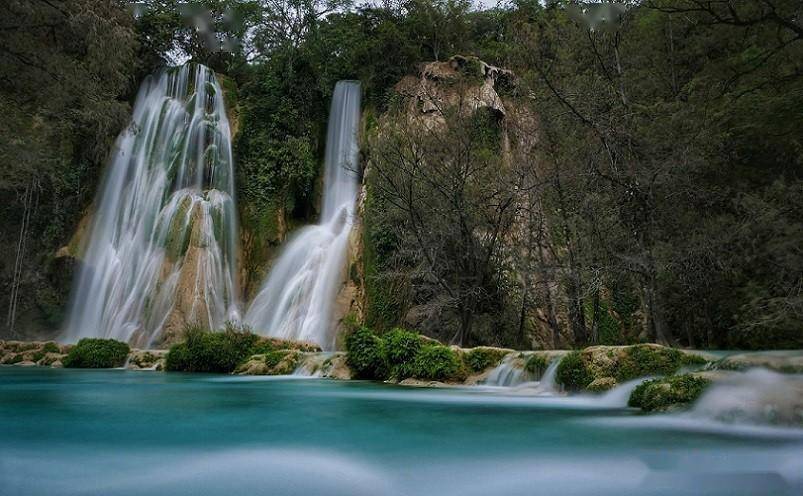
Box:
[465,347,511,372]
[587,377,617,392]
[628,374,711,412]
[557,344,683,391]
[237,350,303,375]
[63,338,130,368]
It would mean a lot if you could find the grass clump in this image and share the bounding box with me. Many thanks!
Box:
[628,374,711,412]
[556,351,593,390]
[465,347,509,372]
[165,324,259,373]
[63,338,130,368]
[345,326,388,379]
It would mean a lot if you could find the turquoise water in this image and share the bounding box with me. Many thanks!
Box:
[1,368,801,495]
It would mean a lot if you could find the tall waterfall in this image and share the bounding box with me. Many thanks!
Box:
[63,64,240,347]
[245,81,361,349]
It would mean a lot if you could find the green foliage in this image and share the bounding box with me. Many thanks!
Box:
[524,354,549,376]
[465,347,509,372]
[628,375,711,412]
[617,345,682,382]
[383,328,422,378]
[411,345,467,382]
[556,351,592,390]
[165,324,260,373]
[345,326,388,380]
[63,338,130,369]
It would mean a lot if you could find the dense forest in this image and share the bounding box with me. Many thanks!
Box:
[1,0,801,350]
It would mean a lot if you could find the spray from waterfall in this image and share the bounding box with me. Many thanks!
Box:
[245,81,361,349]
[63,64,240,347]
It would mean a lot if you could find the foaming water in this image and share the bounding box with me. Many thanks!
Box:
[63,64,239,347]
[690,368,803,426]
[245,81,361,349]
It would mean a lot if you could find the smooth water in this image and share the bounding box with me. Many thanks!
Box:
[63,64,239,347]
[245,81,361,348]
[1,368,801,496]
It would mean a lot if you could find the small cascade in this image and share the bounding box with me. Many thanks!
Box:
[485,354,530,387]
[536,359,560,393]
[62,64,240,347]
[245,81,361,349]
[688,369,803,426]
[484,354,562,393]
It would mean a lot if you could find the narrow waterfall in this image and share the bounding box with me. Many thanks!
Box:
[63,64,240,347]
[245,81,361,349]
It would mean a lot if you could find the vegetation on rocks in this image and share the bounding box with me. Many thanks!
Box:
[165,323,319,373]
[63,338,130,369]
[628,375,711,412]
[466,347,511,373]
[345,326,469,383]
[557,345,684,391]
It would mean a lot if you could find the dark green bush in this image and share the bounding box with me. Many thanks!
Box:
[617,345,682,381]
[63,338,130,368]
[345,326,388,379]
[465,347,509,372]
[165,324,259,373]
[384,328,421,378]
[556,351,592,390]
[411,345,467,382]
[628,374,711,412]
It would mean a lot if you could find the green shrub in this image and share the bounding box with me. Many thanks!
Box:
[41,342,60,354]
[617,345,682,381]
[465,347,509,372]
[556,351,592,390]
[384,328,421,378]
[345,326,388,379]
[411,345,467,382]
[63,338,130,368]
[524,354,549,376]
[628,374,710,412]
[165,324,259,373]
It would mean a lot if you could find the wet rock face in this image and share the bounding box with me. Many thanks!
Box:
[395,55,514,131]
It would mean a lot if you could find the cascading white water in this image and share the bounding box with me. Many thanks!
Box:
[63,64,240,347]
[244,81,361,349]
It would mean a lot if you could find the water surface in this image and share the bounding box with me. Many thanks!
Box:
[1,368,801,495]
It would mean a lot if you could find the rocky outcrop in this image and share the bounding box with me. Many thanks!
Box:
[235,351,352,379]
[126,349,167,370]
[0,340,69,367]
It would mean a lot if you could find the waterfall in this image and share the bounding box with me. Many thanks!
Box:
[62,64,240,347]
[244,81,361,349]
